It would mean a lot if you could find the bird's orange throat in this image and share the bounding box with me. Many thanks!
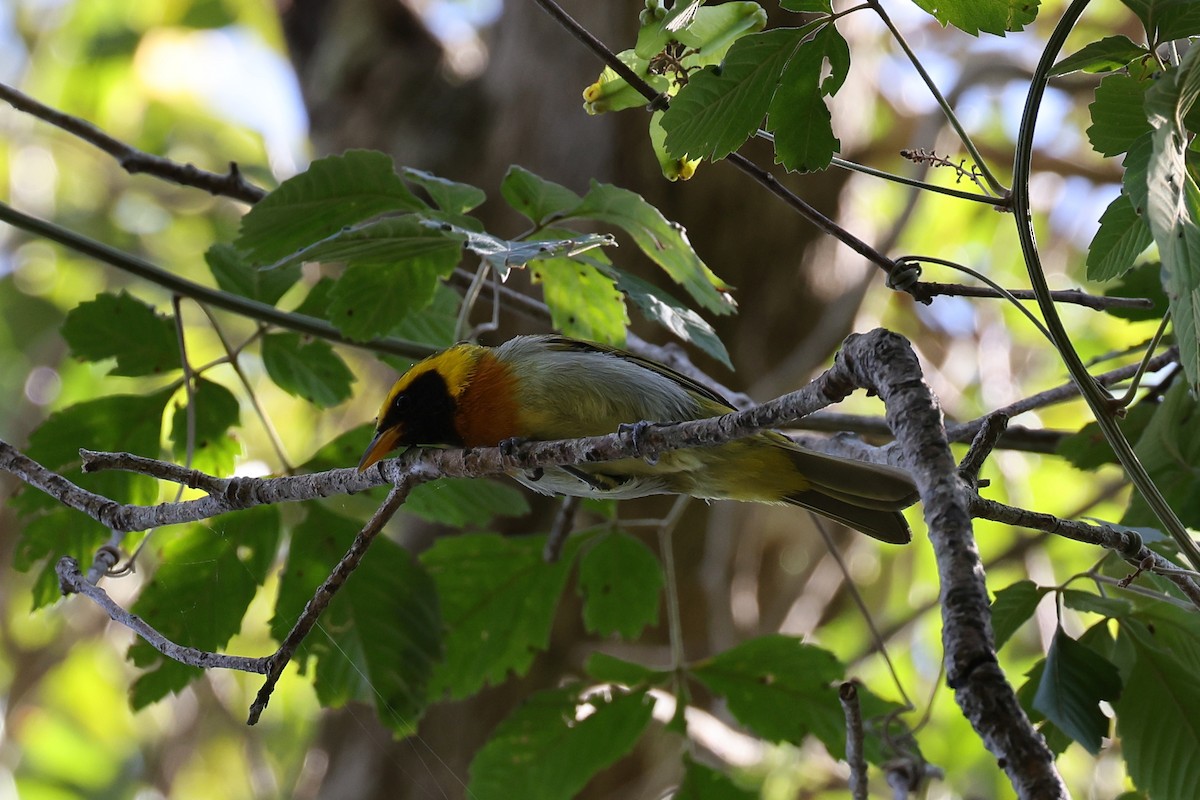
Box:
[453,353,522,447]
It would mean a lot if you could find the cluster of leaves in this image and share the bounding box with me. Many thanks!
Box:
[584,0,1039,181]
[991,576,1200,800]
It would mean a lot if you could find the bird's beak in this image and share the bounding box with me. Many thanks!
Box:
[357,427,403,472]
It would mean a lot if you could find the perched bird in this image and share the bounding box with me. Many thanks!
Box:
[357,335,919,543]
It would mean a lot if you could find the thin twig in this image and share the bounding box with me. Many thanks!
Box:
[971,496,1200,609]
[248,482,413,723]
[57,556,270,674]
[0,82,267,204]
[0,201,434,360]
[544,496,581,562]
[957,413,1009,486]
[911,282,1153,311]
[840,682,869,800]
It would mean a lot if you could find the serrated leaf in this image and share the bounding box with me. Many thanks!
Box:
[425,218,615,282]
[990,580,1049,650]
[15,390,173,518]
[404,477,530,527]
[1016,660,1074,756]
[420,533,582,699]
[693,635,846,755]
[584,652,667,686]
[385,282,461,351]
[1116,620,1200,799]
[532,257,629,344]
[611,268,732,368]
[14,512,116,609]
[1062,589,1133,618]
[468,687,653,800]
[205,243,300,305]
[1051,35,1149,76]
[676,757,758,800]
[1144,47,1200,392]
[235,150,425,263]
[401,167,486,213]
[569,181,736,315]
[325,246,462,342]
[910,0,1039,35]
[1057,400,1157,471]
[1123,382,1200,528]
[169,378,241,477]
[261,332,355,408]
[61,292,180,376]
[501,165,583,224]
[661,27,806,162]
[1086,194,1153,281]
[767,24,844,172]
[1088,74,1152,158]
[129,507,280,707]
[578,531,663,638]
[1121,0,1200,42]
[268,215,463,272]
[271,504,441,734]
[1122,132,1154,218]
[1104,261,1169,321]
[1033,627,1122,754]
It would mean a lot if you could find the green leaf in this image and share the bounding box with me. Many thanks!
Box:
[404,477,530,527]
[61,291,180,377]
[569,181,736,315]
[169,378,241,477]
[661,27,806,161]
[1103,261,1169,321]
[384,282,461,352]
[420,533,582,699]
[532,257,629,345]
[13,390,174,606]
[468,687,653,800]
[1016,660,1074,756]
[301,423,375,474]
[578,531,663,638]
[1123,383,1200,528]
[401,167,486,213]
[582,49,669,115]
[427,218,616,282]
[767,24,845,172]
[1033,627,1122,754]
[1051,35,1150,76]
[261,332,355,408]
[673,3,769,66]
[16,390,173,516]
[501,165,583,225]
[1086,194,1153,281]
[271,504,441,734]
[1088,74,1153,158]
[910,0,1039,35]
[129,507,280,707]
[1062,589,1133,619]
[1144,48,1200,392]
[676,757,758,800]
[1057,400,1157,471]
[584,652,667,686]
[267,215,463,272]
[692,635,846,754]
[1116,620,1200,799]
[990,580,1049,650]
[1129,602,1200,672]
[235,150,425,263]
[325,240,462,342]
[650,110,703,182]
[611,269,732,368]
[205,243,300,305]
[1121,0,1200,42]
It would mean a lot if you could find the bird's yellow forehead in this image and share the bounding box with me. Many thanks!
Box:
[375,344,483,422]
